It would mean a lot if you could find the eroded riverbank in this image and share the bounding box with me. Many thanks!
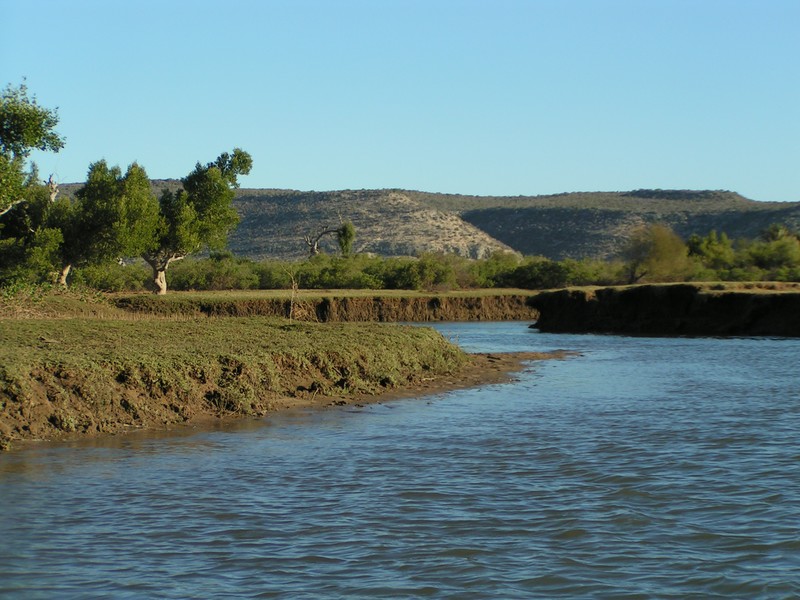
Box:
[0,289,562,450]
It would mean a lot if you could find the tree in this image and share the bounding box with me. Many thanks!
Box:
[336,221,356,257]
[687,230,735,271]
[621,223,691,284]
[505,257,571,289]
[747,224,800,272]
[142,148,252,294]
[304,225,339,257]
[304,221,357,257]
[0,82,64,218]
[0,164,69,285]
[56,161,160,286]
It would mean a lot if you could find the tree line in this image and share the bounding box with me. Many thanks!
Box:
[3,82,799,294]
[1,82,251,294]
[56,221,800,294]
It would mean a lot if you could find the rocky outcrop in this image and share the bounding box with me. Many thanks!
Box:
[529,284,800,336]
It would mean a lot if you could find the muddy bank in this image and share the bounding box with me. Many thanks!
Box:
[114,293,539,321]
[0,307,565,450]
[1,350,564,451]
[530,283,800,336]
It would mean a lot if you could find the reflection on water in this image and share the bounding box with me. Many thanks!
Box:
[1,323,799,598]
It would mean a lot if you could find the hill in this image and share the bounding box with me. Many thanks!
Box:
[405,189,800,259]
[229,188,516,260]
[59,183,800,260]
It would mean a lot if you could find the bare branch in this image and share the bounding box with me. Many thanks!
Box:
[303,225,339,256]
[0,198,25,219]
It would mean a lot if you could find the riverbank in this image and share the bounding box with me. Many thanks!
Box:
[0,288,555,450]
[530,282,800,336]
[111,288,540,321]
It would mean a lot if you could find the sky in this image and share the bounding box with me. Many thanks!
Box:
[2,0,799,201]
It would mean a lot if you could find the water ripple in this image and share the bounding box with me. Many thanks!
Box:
[1,325,800,598]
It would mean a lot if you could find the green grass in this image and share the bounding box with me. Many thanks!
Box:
[0,317,465,386]
[0,287,474,448]
[0,315,467,448]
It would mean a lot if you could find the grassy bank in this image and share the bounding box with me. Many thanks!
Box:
[0,315,468,449]
[1,288,496,449]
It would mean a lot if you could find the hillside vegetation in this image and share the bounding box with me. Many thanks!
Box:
[227,187,800,261]
[229,188,515,260]
[56,184,799,262]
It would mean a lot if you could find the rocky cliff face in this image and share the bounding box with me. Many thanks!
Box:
[529,284,800,336]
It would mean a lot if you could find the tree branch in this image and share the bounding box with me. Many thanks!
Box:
[0,198,24,219]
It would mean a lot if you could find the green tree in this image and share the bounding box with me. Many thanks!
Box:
[687,230,735,271]
[621,223,691,284]
[0,82,64,218]
[58,161,160,285]
[0,167,66,285]
[746,225,800,272]
[142,148,252,294]
[506,257,571,289]
[336,221,356,257]
[470,251,520,287]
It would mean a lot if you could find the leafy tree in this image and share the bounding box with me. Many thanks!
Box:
[760,223,796,243]
[142,148,252,294]
[621,224,691,283]
[746,226,800,272]
[0,168,65,285]
[0,82,64,218]
[469,251,520,287]
[337,221,356,257]
[57,161,160,286]
[304,221,356,257]
[168,252,259,291]
[687,230,735,271]
[71,261,151,292]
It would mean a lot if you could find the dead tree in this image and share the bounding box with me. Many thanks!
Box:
[303,225,339,257]
[47,174,59,203]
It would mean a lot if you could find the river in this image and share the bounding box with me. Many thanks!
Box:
[1,322,799,598]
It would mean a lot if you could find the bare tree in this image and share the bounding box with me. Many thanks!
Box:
[303,225,339,257]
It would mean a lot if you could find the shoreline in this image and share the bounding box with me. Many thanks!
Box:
[1,288,549,451]
[5,350,570,452]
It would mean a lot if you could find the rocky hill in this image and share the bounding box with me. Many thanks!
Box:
[59,183,800,260]
[229,189,516,260]
[406,189,800,259]
[230,188,800,260]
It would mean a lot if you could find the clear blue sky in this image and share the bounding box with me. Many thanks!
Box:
[2,0,798,201]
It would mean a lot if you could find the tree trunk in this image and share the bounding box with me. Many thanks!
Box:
[47,174,59,203]
[58,263,72,287]
[144,253,183,295]
[153,268,168,295]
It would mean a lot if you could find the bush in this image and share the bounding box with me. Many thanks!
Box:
[468,251,521,287]
[168,254,259,291]
[253,261,293,289]
[71,262,150,292]
[501,258,570,289]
